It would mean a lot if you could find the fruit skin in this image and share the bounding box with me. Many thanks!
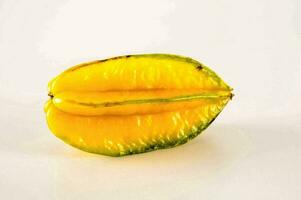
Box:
[45,54,233,156]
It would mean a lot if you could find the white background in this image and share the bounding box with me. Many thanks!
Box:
[0,0,300,199]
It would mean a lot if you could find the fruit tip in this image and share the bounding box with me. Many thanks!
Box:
[48,93,54,99]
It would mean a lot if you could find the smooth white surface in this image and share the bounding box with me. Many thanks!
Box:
[0,0,300,199]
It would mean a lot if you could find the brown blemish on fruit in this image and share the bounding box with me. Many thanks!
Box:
[196,65,203,70]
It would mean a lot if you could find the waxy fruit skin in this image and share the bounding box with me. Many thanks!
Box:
[45,54,233,156]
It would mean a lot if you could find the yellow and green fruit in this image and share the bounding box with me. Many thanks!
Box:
[44,54,233,156]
